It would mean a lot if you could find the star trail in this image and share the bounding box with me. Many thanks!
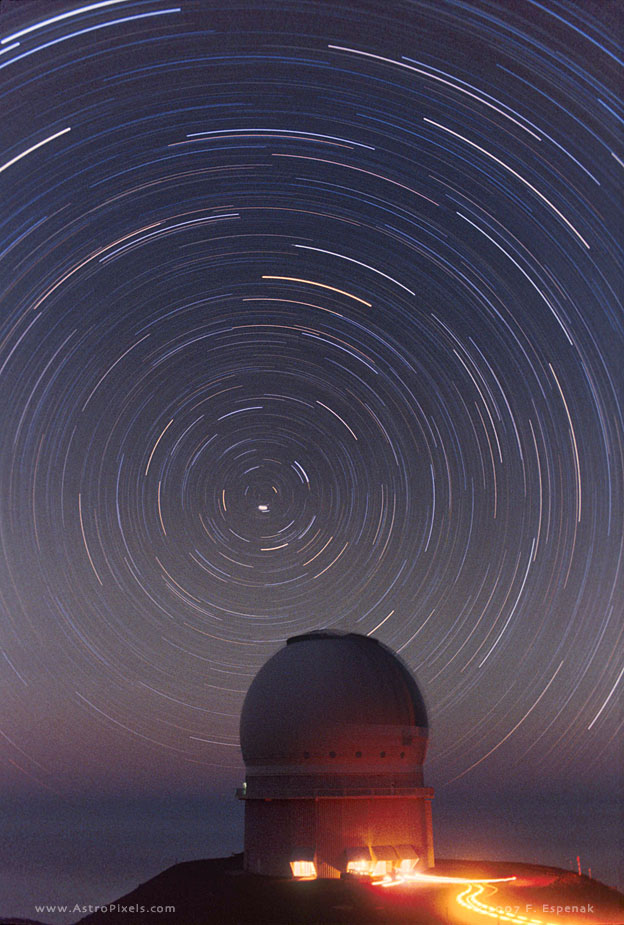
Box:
[0,0,621,906]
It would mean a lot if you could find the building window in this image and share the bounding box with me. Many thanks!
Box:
[355,751,362,758]
[290,860,316,879]
[380,751,386,757]
[346,847,373,876]
[329,750,336,758]
[400,751,405,758]
[303,751,310,759]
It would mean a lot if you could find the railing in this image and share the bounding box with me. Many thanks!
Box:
[236,785,434,799]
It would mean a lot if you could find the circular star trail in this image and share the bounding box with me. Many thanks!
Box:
[0,0,621,794]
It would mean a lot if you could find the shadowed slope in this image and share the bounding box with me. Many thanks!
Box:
[71,855,623,925]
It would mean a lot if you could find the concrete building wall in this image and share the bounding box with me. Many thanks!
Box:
[315,795,433,876]
[244,799,316,876]
[243,793,434,878]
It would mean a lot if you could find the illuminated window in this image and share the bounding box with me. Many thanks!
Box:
[290,860,317,878]
[395,845,418,871]
[372,846,398,873]
[346,847,373,875]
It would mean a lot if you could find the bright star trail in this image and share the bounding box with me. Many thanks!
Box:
[0,0,621,912]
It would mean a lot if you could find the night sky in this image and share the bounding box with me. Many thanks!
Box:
[0,0,622,916]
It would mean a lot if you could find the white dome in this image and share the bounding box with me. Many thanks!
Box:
[240,632,428,769]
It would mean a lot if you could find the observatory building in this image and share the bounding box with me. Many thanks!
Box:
[237,631,434,879]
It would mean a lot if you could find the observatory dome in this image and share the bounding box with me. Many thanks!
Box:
[240,631,428,769]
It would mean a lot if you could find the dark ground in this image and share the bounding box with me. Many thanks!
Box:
[2,856,621,925]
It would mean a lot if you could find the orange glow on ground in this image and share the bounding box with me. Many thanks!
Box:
[369,873,602,925]
[456,882,593,925]
[371,872,516,888]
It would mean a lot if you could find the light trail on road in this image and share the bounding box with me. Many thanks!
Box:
[372,871,516,888]
[456,883,582,925]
